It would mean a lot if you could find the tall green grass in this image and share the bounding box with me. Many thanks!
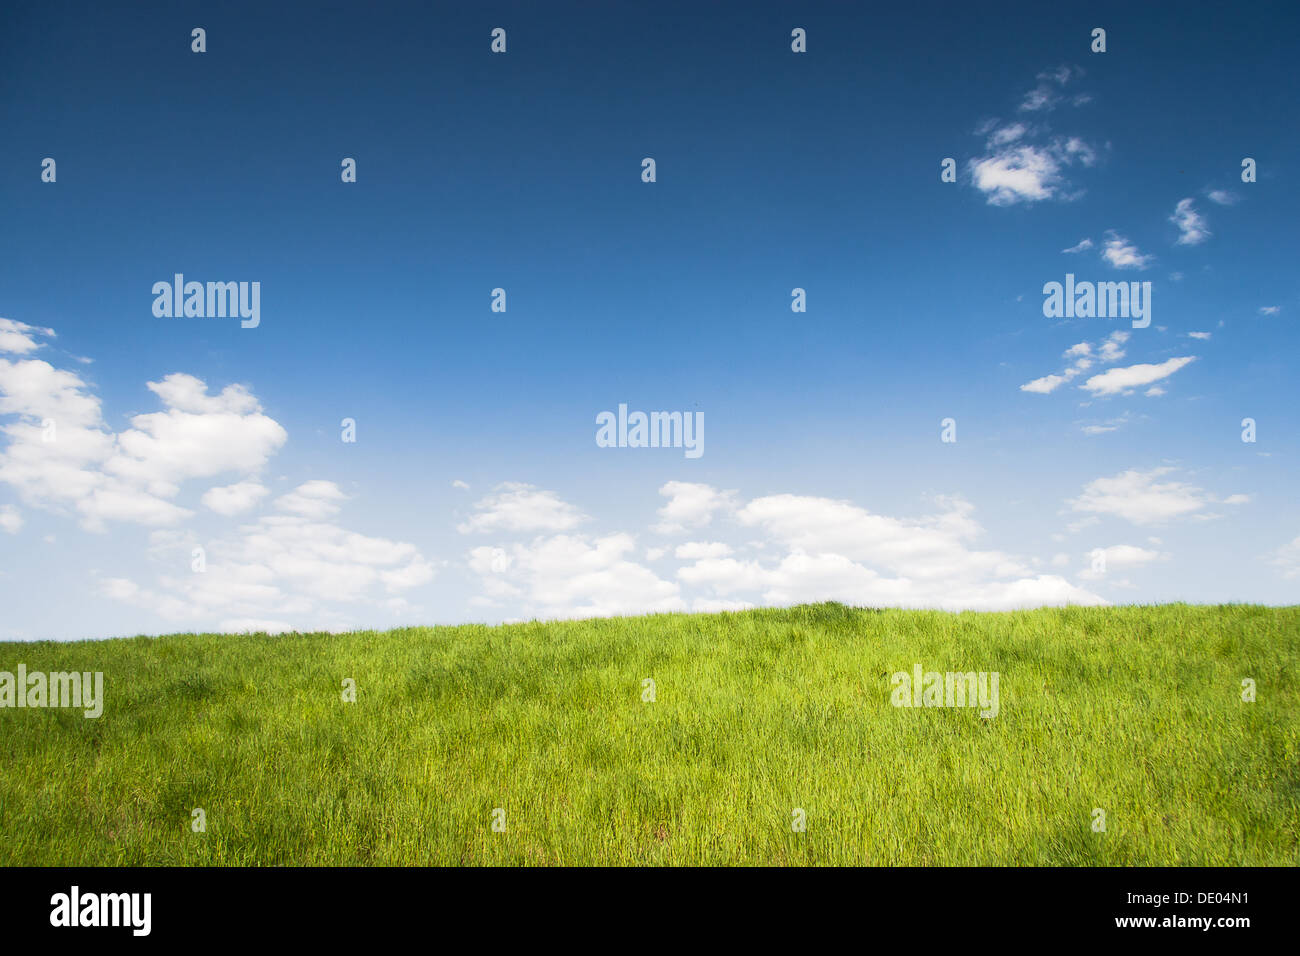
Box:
[1,603,1296,865]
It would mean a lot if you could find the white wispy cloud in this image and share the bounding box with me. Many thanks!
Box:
[1170,198,1211,245]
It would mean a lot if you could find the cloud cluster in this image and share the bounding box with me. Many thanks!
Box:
[0,320,287,532]
[102,485,436,633]
[968,67,1098,206]
[1,322,434,633]
[1020,331,1129,394]
[464,483,1106,618]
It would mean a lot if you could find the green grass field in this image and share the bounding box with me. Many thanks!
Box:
[1,603,1296,866]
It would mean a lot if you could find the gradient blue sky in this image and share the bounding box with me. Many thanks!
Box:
[2,0,1297,639]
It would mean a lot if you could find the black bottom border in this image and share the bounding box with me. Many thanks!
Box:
[2,865,1292,943]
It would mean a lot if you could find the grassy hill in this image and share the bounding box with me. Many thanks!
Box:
[1,602,1296,865]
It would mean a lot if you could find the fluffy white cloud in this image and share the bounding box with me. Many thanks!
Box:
[652,481,738,534]
[1206,190,1237,206]
[466,483,1106,616]
[969,145,1064,205]
[468,533,683,619]
[1062,238,1094,253]
[1068,468,1214,525]
[1101,233,1154,270]
[1080,356,1195,396]
[0,318,55,355]
[458,482,587,533]
[0,357,285,531]
[106,374,286,496]
[101,511,435,632]
[0,323,436,633]
[202,480,270,516]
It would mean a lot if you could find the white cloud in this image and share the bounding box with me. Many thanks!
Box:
[1206,190,1238,206]
[1187,331,1211,340]
[1068,467,1215,525]
[452,479,470,490]
[1020,373,1068,394]
[2,325,439,633]
[1169,198,1211,245]
[968,145,1065,205]
[652,481,738,534]
[1098,331,1129,362]
[1258,306,1280,316]
[1062,238,1094,254]
[1101,233,1154,270]
[275,480,347,519]
[1021,332,1128,395]
[467,533,683,619]
[102,511,435,631]
[0,355,286,532]
[465,483,1107,616]
[0,318,55,355]
[1079,356,1195,396]
[967,68,1095,206]
[202,480,270,516]
[457,482,587,534]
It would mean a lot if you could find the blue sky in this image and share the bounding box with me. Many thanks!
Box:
[1,0,1297,639]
